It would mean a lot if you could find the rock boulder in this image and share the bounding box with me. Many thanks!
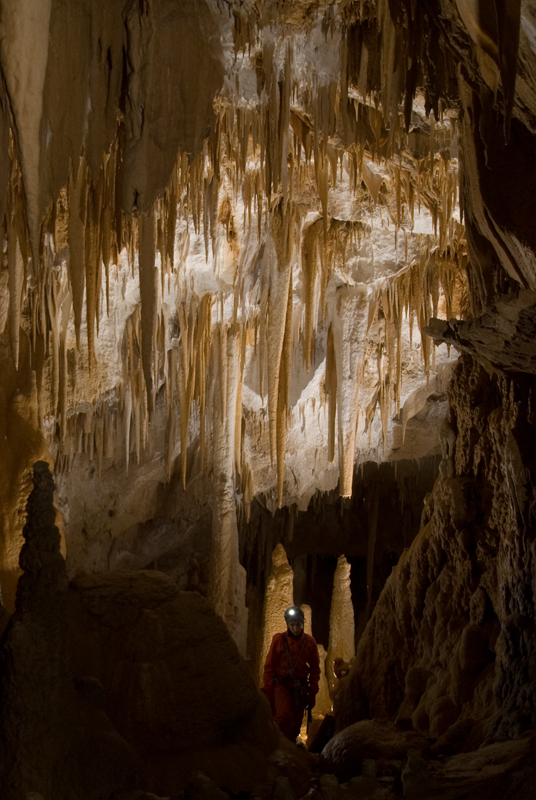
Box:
[68,569,279,795]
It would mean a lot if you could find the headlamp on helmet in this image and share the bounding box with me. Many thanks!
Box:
[284,606,305,625]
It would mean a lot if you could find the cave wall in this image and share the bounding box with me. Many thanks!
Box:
[337,354,536,747]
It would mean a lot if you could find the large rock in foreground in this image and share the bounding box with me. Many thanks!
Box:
[68,570,279,795]
[321,719,430,782]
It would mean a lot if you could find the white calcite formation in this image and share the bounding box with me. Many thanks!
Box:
[0,2,465,642]
[259,543,294,683]
[326,555,355,692]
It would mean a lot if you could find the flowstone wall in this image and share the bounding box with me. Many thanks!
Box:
[337,354,536,748]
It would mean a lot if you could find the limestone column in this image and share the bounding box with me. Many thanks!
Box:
[326,555,355,695]
[259,543,293,684]
[208,324,248,656]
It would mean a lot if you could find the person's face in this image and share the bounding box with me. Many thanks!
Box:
[288,620,304,636]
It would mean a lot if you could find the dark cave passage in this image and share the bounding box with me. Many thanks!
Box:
[241,457,440,674]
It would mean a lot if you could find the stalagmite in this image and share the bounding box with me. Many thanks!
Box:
[326,555,355,697]
[259,543,294,685]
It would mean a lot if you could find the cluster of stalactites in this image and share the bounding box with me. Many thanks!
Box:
[5,161,466,513]
[0,7,468,510]
[1,6,460,352]
[52,214,467,514]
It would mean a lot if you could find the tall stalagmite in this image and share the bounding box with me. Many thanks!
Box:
[259,543,294,683]
[327,555,355,694]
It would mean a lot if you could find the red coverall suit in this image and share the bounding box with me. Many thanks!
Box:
[262,631,321,741]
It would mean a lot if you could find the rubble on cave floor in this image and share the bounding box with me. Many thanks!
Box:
[114,726,536,800]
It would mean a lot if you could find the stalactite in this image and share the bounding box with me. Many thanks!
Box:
[166,346,177,482]
[326,323,337,463]
[123,382,132,475]
[100,146,117,317]
[139,208,157,414]
[199,295,213,471]
[266,203,294,464]
[302,219,322,372]
[84,183,102,369]
[67,159,87,349]
[234,323,247,477]
[7,219,23,369]
[276,269,293,507]
[58,276,72,438]
[333,286,368,497]
[45,274,59,413]
[177,300,195,487]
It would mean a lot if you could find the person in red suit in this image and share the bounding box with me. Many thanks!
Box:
[262,606,321,741]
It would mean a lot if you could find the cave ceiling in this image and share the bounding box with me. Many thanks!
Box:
[0,0,534,606]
